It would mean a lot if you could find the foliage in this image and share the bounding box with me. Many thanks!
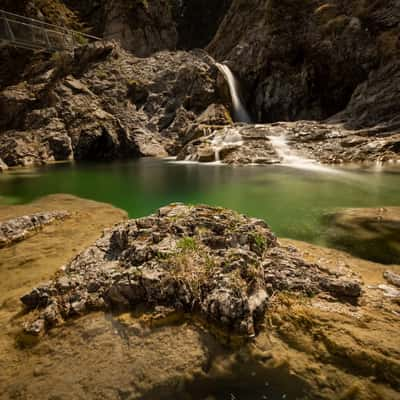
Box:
[250,232,267,253]
[177,237,198,252]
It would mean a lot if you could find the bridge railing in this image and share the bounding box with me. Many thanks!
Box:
[0,9,100,52]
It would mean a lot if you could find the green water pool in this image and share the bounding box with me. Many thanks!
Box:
[0,159,399,252]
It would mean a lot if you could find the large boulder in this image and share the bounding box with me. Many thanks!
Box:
[21,204,361,336]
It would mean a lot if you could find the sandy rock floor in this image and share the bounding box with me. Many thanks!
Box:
[0,196,399,400]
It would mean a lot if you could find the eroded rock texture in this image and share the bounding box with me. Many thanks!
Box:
[21,204,361,336]
[0,211,70,248]
[0,42,219,167]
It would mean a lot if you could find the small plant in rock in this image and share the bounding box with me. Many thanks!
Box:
[73,32,89,46]
[204,254,217,276]
[250,232,267,254]
[177,237,198,252]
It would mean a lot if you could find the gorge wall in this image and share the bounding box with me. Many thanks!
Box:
[0,0,399,168]
[208,0,400,126]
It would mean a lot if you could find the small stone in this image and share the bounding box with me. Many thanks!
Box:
[87,281,100,293]
[71,300,86,314]
[24,319,46,336]
[384,271,400,288]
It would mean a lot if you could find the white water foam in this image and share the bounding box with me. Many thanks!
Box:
[267,134,341,174]
[211,128,243,162]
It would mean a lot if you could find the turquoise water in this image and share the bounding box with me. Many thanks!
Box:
[0,159,399,247]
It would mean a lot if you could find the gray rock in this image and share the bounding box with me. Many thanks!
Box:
[384,271,400,288]
[0,42,220,167]
[21,204,362,336]
[208,0,400,128]
[0,211,70,248]
[178,122,400,165]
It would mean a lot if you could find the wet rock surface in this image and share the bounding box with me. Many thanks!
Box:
[178,125,279,164]
[0,211,70,248]
[21,203,361,336]
[0,42,220,168]
[178,122,400,165]
[323,207,400,265]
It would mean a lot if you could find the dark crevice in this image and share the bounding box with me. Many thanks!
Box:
[175,0,233,50]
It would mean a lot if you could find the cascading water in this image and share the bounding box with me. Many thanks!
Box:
[211,127,243,162]
[183,63,337,170]
[215,63,252,124]
[266,130,340,173]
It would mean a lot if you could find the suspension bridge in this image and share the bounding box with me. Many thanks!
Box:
[0,9,100,52]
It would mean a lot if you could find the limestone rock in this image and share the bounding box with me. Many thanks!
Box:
[208,0,400,128]
[384,271,400,288]
[21,204,361,336]
[179,122,400,165]
[0,211,70,248]
[0,42,220,166]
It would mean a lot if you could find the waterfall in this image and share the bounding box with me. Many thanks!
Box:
[211,127,243,162]
[267,131,340,173]
[216,63,252,124]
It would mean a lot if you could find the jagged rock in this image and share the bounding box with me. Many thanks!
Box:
[208,0,400,127]
[0,42,220,166]
[102,0,177,57]
[0,126,73,167]
[21,204,361,336]
[0,211,70,248]
[178,125,279,164]
[171,103,233,153]
[330,60,400,132]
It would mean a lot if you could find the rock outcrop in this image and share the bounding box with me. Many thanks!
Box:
[384,271,400,288]
[178,122,400,165]
[323,207,400,265]
[21,203,361,336]
[0,210,70,248]
[0,42,220,167]
[3,0,233,57]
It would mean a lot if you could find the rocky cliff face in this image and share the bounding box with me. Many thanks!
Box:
[0,42,220,167]
[208,0,400,127]
[2,0,232,57]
